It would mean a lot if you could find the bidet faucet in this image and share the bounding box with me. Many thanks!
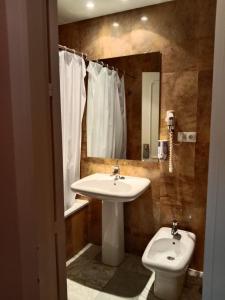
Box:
[171,220,182,240]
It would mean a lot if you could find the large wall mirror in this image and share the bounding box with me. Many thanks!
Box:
[85,52,161,161]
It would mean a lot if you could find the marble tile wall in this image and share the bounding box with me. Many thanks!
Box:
[59,0,216,270]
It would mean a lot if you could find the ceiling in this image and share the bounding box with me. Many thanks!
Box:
[58,0,173,25]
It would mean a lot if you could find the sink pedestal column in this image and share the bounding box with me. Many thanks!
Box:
[102,201,124,266]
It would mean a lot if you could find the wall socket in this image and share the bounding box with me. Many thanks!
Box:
[177,132,197,143]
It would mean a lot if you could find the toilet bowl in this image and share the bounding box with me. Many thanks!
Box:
[142,227,196,300]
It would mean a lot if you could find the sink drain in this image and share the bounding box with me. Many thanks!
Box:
[167,256,175,261]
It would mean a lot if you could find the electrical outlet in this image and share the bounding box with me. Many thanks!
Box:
[178,132,197,143]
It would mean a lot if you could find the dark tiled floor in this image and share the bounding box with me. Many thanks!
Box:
[67,244,202,300]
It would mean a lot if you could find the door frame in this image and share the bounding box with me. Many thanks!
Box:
[1,0,67,299]
[203,0,225,299]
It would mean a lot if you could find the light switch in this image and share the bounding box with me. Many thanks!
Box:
[178,132,197,143]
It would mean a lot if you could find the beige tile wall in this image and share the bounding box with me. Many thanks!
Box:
[59,0,216,270]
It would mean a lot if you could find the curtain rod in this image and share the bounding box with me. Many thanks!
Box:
[58,44,136,79]
[58,44,88,59]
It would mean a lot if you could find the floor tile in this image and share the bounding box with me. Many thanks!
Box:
[67,254,117,290]
[98,269,150,299]
[119,254,152,277]
[67,279,100,300]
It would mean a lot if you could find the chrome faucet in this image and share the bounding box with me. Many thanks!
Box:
[114,174,120,185]
[171,220,182,240]
[111,161,125,185]
[111,160,120,176]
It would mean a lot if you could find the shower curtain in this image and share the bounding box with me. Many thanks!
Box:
[87,61,127,159]
[59,51,86,210]
[118,75,127,159]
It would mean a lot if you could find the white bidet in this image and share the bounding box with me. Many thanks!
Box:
[142,227,196,300]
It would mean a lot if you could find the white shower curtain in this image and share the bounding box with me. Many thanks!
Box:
[118,75,127,159]
[59,51,86,210]
[87,61,126,159]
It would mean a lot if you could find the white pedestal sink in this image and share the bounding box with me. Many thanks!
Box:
[71,173,150,266]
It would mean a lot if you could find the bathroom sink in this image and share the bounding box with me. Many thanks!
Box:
[71,173,150,202]
[71,173,150,267]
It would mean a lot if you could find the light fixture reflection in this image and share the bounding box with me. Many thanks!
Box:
[112,22,120,28]
[141,16,149,22]
[86,1,95,9]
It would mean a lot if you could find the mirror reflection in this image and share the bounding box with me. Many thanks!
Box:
[85,52,161,161]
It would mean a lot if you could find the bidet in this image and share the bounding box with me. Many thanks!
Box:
[142,227,196,300]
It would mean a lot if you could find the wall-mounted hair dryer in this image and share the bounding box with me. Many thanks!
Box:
[165,110,175,173]
[166,110,175,133]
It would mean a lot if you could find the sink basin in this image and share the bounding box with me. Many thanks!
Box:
[71,173,150,202]
[71,173,150,266]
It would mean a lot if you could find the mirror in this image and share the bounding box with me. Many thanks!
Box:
[85,52,161,161]
[142,72,160,160]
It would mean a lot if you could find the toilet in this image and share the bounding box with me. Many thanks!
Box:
[142,227,196,300]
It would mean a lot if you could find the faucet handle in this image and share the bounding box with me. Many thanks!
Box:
[172,219,178,227]
[171,220,182,240]
[113,165,120,174]
[171,220,178,235]
[111,162,120,176]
